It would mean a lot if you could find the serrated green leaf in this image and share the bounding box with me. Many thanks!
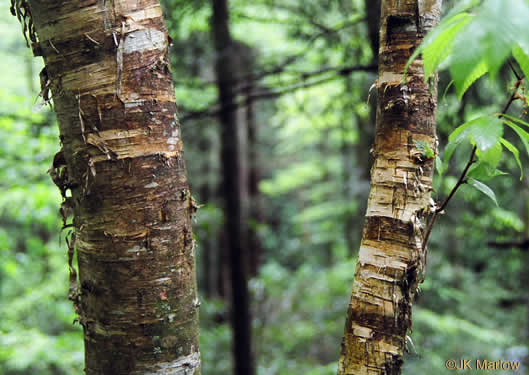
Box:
[480,0,529,78]
[468,178,498,206]
[451,57,488,99]
[404,13,471,79]
[445,0,529,96]
[423,16,472,79]
[500,138,523,180]
[446,115,503,154]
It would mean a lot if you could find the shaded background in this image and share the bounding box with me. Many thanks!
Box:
[1,0,528,374]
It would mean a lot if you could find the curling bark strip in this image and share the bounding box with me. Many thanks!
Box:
[337,1,442,374]
[21,1,201,374]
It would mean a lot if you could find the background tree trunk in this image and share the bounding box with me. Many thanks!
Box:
[24,1,201,373]
[246,74,263,278]
[337,1,442,374]
[211,1,255,375]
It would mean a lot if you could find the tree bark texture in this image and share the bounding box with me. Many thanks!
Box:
[337,1,442,374]
[211,1,255,375]
[19,1,201,374]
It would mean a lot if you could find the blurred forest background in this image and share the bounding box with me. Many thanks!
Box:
[2,0,529,374]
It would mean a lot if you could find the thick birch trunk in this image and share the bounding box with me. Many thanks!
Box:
[19,1,201,373]
[337,1,442,374]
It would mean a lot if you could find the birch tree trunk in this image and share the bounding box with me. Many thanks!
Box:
[15,1,201,373]
[337,1,442,374]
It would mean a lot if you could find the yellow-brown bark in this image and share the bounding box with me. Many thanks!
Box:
[337,1,442,374]
[18,0,201,374]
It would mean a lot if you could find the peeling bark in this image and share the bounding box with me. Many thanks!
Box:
[337,1,442,374]
[17,1,201,374]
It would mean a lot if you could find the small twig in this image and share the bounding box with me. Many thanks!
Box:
[508,60,522,81]
[422,71,524,251]
[49,39,60,54]
[84,33,101,45]
[422,146,476,250]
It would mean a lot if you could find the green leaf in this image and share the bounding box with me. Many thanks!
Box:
[422,15,472,79]
[445,116,503,164]
[446,0,529,96]
[468,178,498,206]
[441,80,455,104]
[502,114,529,129]
[500,138,523,180]
[450,55,488,99]
[513,44,529,80]
[469,121,504,153]
[467,162,506,181]
[413,139,434,158]
[475,141,502,168]
[443,141,459,171]
[435,155,444,178]
[479,0,529,78]
[404,13,471,79]
[504,120,529,157]
[443,0,481,20]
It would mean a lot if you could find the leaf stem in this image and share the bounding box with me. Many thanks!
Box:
[422,73,524,251]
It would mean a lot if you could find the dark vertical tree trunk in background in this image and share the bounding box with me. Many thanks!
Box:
[246,79,263,277]
[342,73,357,256]
[365,0,382,62]
[337,1,442,374]
[217,223,231,300]
[211,1,255,375]
[20,0,201,374]
[355,0,381,227]
[319,129,334,265]
[189,40,215,299]
[199,135,214,298]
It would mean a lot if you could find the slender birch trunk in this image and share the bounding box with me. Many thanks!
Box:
[14,1,201,373]
[337,1,442,374]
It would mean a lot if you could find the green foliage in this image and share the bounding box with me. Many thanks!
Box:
[0,10,83,375]
[468,178,498,206]
[409,0,529,97]
[499,138,523,178]
[443,115,503,173]
[251,260,355,375]
[413,139,435,159]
